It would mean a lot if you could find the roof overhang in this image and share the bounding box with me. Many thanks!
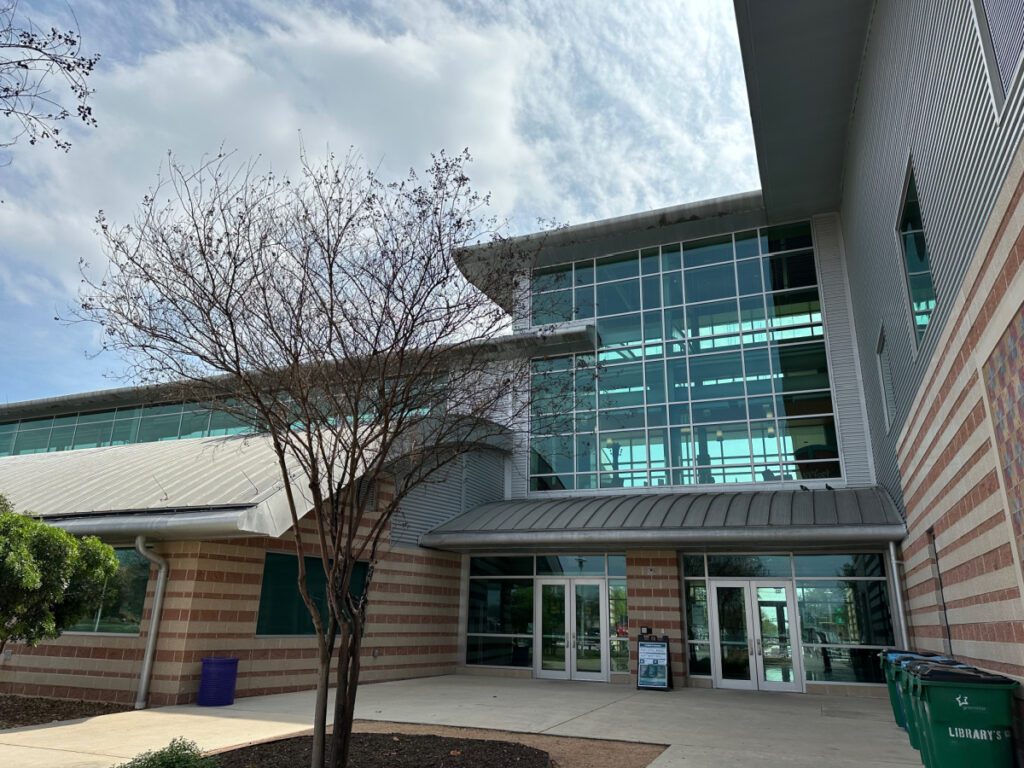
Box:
[420,488,906,552]
[733,0,872,222]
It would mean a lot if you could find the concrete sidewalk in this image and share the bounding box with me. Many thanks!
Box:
[0,676,920,767]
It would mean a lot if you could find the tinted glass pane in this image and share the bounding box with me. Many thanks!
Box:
[466,636,533,667]
[803,646,884,683]
[110,418,140,445]
[68,548,151,633]
[598,363,644,408]
[208,410,250,436]
[661,243,681,271]
[642,275,662,309]
[255,553,368,636]
[734,229,762,258]
[532,289,574,325]
[669,426,694,466]
[795,554,885,578]
[575,286,595,319]
[766,289,821,328]
[682,554,706,577]
[575,262,594,285]
[575,367,596,411]
[607,555,627,577]
[537,555,606,576]
[689,352,745,399]
[531,475,574,491]
[71,419,113,449]
[596,251,639,282]
[137,413,182,442]
[532,370,574,414]
[662,271,683,306]
[686,300,738,340]
[576,433,598,472]
[744,348,773,395]
[530,435,574,475]
[708,555,792,578]
[609,578,629,672]
[694,423,750,466]
[777,392,834,418]
[12,428,50,455]
[470,556,534,577]
[533,264,572,293]
[691,398,747,424]
[467,579,534,634]
[683,234,733,267]
[736,258,763,295]
[179,410,211,439]
[599,407,645,431]
[47,425,76,452]
[773,343,830,392]
[641,247,660,274]
[779,416,838,463]
[750,421,780,462]
[797,580,894,646]
[597,279,641,316]
[763,250,817,291]
[597,314,643,349]
[685,581,710,641]
[763,221,812,253]
[688,643,712,675]
[645,360,665,404]
[685,263,736,303]
[643,310,664,344]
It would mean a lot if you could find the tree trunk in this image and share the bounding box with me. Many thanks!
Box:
[328,625,363,768]
[310,618,337,768]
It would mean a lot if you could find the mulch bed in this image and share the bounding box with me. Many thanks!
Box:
[0,694,132,730]
[217,733,551,768]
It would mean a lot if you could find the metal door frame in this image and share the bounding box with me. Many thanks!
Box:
[534,578,608,681]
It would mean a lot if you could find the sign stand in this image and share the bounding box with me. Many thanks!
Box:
[637,634,673,691]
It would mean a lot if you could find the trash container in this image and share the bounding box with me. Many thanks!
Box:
[881,649,945,728]
[892,653,952,734]
[196,656,239,706]
[916,664,1018,768]
[906,660,972,768]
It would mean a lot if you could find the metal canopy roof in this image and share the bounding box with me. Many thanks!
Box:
[0,434,314,540]
[419,487,905,551]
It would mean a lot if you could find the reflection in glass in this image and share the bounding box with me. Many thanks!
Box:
[683,234,734,267]
[688,643,712,675]
[537,556,606,576]
[757,587,794,683]
[685,582,710,641]
[609,579,629,672]
[576,583,603,673]
[796,581,894,647]
[685,263,737,303]
[708,555,792,578]
[541,584,567,671]
[716,586,751,680]
[466,636,533,667]
[803,646,885,683]
[467,580,534,635]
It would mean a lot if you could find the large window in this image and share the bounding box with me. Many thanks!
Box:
[0,402,252,458]
[255,552,368,636]
[529,221,841,492]
[897,168,937,343]
[466,555,627,669]
[68,549,151,634]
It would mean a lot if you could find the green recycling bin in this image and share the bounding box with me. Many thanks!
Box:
[896,656,955,748]
[916,665,1018,768]
[907,661,971,768]
[882,650,945,728]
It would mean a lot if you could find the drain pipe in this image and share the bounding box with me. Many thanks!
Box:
[134,535,169,710]
[889,541,911,649]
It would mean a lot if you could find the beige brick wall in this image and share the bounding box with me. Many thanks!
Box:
[625,550,685,683]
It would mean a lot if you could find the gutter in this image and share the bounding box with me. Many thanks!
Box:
[48,508,252,542]
[133,536,168,710]
[420,524,908,552]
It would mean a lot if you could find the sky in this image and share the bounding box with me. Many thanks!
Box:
[0,0,758,404]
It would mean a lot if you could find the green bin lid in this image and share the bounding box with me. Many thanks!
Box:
[915,665,1015,685]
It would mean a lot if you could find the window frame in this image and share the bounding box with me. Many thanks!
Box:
[893,158,937,353]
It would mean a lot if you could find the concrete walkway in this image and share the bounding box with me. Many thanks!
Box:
[0,676,920,767]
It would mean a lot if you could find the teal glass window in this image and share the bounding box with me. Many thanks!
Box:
[537,555,606,576]
[597,279,641,316]
[685,263,736,303]
[596,251,639,282]
[683,234,733,267]
[532,289,574,325]
[736,258,763,295]
[707,554,792,578]
[661,243,682,271]
[532,264,572,294]
[256,552,369,635]
[467,579,533,635]
[763,222,812,253]
[68,549,151,634]
[898,169,937,342]
[795,554,885,578]
[598,363,645,409]
[763,250,817,291]
[796,581,894,647]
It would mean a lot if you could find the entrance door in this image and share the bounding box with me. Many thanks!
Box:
[708,580,802,692]
[535,578,608,681]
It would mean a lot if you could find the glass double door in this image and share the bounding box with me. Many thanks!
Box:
[535,579,608,681]
[708,580,802,692]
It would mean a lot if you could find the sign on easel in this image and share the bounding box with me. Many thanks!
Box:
[637,635,673,690]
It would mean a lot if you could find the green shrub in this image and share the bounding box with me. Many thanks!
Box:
[115,738,220,768]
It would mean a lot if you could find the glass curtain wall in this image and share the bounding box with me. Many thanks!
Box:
[529,221,841,492]
[680,552,894,684]
[467,555,628,672]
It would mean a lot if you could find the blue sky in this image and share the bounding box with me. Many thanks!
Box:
[0,0,758,404]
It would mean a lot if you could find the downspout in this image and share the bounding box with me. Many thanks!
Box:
[134,535,169,710]
[888,541,911,649]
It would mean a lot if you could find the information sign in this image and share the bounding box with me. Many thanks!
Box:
[637,637,672,690]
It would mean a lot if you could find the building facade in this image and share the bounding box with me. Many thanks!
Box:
[1,0,1023,717]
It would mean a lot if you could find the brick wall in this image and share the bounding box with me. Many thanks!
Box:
[895,138,1024,679]
[0,484,461,704]
[625,550,685,683]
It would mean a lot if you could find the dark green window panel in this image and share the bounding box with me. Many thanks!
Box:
[470,556,534,577]
[12,428,49,455]
[596,279,641,316]
[607,555,627,577]
[468,579,533,635]
[530,435,574,475]
[644,360,666,404]
[763,250,817,291]
[110,418,141,445]
[647,405,667,427]
[683,234,733,267]
[795,554,885,578]
[537,555,606,576]
[137,413,183,443]
[642,275,662,309]
[576,434,598,472]
[532,289,573,325]
[782,460,842,480]
[179,410,211,439]
[777,391,834,418]
[642,310,664,345]
[531,475,574,491]
[597,363,644,409]
[208,410,250,436]
[68,548,150,634]
[766,289,821,328]
[688,352,745,399]
[255,553,369,636]
[532,356,572,374]
[682,554,706,578]
[664,306,686,345]
[575,367,596,411]
[531,370,574,415]
[686,300,738,340]
[685,263,736,304]
[71,419,114,449]
[736,258,763,295]
[662,271,683,306]
[0,428,14,455]
[668,404,691,425]
[114,406,142,420]
[747,395,776,421]
[532,264,572,294]
[685,581,710,641]
[574,286,595,319]
[691,398,747,424]
[688,331,741,355]
[739,294,766,331]
[667,359,690,403]
[596,251,639,282]
[796,580,893,646]
[640,247,660,274]
[660,243,682,271]
[575,411,596,432]
[599,407,645,431]
[576,473,597,489]
[763,221,812,253]
[743,348,774,395]
[772,342,830,392]
[779,416,838,464]
[46,425,76,452]
[597,314,643,349]
[734,229,763,258]
[708,554,792,578]
[574,262,594,286]
[466,636,532,667]
[532,414,573,435]
[669,427,695,468]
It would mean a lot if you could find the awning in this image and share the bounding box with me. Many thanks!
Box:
[0,434,313,540]
[419,487,906,551]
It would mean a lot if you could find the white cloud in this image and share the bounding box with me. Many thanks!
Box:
[0,0,756,401]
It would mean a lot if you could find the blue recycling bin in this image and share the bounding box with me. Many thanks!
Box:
[196,657,239,706]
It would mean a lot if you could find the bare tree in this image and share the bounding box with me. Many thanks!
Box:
[76,148,541,768]
[1,1,99,155]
